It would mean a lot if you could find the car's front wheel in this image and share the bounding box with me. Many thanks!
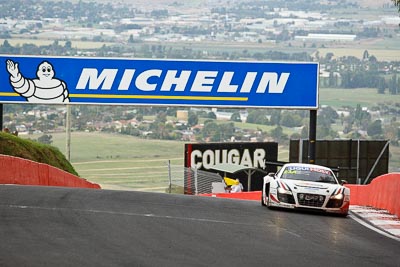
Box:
[261,183,270,207]
[261,193,266,206]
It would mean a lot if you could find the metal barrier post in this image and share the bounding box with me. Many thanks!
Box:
[167,160,172,193]
[194,167,198,195]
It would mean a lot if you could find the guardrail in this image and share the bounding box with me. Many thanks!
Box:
[346,173,400,218]
[0,155,100,189]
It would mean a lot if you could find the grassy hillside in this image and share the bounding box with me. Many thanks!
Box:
[27,132,187,191]
[0,131,79,176]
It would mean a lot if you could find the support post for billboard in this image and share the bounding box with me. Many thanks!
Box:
[357,139,361,184]
[66,105,71,161]
[308,110,317,164]
[363,140,390,185]
[299,139,304,163]
[246,169,256,192]
[0,104,3,131]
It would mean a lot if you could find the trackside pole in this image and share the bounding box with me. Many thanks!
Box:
[194,167,198,195]
[308,110,317,164]
[168,160,172,194]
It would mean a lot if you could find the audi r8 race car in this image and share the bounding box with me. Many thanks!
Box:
[261,163,350,216]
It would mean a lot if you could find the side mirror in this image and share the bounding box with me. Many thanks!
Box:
[341,180,348,185]
[268,172,276,179]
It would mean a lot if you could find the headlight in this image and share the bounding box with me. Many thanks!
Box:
[327,193,345,208]
[278,187,293,195]
[330,193,344,200]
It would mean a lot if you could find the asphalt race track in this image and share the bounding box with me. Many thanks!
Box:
[0,185,399,267]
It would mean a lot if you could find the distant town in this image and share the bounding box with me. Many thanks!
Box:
[1,0,400,150]
[0,0,399,54]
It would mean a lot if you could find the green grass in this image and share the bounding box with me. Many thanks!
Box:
[35,132,186,191]
[61,132,185,162]
[0,131,78,176]
[320,88,400,108]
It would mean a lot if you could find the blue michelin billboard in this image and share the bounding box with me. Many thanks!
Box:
[0,55,319,109]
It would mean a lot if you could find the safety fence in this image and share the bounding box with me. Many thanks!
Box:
[167,163,223,194]
[0,155,100,189]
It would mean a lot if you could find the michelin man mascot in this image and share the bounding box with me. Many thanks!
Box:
[6,59,70,103]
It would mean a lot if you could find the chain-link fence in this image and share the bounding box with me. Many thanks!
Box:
[167,161,223,195]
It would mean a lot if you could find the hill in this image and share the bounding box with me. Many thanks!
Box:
[0,131,79,176]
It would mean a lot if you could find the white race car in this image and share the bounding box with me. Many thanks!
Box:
[261,163,350,216]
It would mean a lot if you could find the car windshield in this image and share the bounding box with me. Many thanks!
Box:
[281,166,337,184]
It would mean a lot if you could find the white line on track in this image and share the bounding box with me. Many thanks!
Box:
[5,203,303,238]
[349,213,400,242]
[4,204,263,227]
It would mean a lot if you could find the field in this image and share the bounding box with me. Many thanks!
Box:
[319,88,400,108]
[46,132,185,191]
[0,38,114,50]
[317,47,400,62]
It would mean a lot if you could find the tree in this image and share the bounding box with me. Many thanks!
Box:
[219,123,235,141]
[354,104,371,129]
[388,74,398,95]
[128,34,134,43]
[207,111,216,119]
[393,0,400,11]
[317,125,339,139]
[377,77,386,94]
[328,71,338,87]
[270,126,288,142]
[188,112,198,126]
[246,110,268,124]
[269,110,281,125]
[136,114,143,122]
[202,121,220,141]
[325,52,334,61]
[362,50,369,60]
[37,134,53,145]
[280,112,302,127]
[367,120,383,138]
[65,40,72,49]
[318,106,338,127]
[230,112,242,122]
[385,124,399,146]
